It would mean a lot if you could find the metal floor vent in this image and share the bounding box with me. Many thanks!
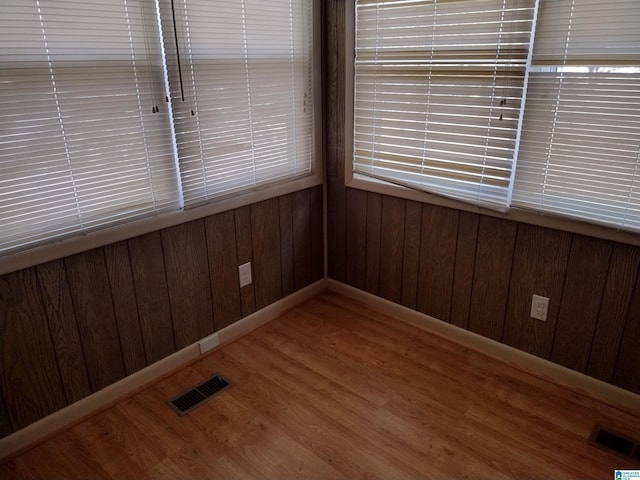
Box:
[167,374,230,416]
[590,425,640,461]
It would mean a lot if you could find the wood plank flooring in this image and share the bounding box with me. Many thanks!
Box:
[2,291,640,479]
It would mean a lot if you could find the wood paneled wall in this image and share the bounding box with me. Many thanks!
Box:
[0,187,323,437]
[324,0,640,395]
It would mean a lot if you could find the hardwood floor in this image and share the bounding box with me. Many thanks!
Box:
[2,291,639,479]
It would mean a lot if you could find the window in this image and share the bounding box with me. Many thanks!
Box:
[0,0,180,254]
[352,0,640,233]
[353,0,537,209]
[159,0,314,206]
[512,0,640,231]
[0,0,317,257]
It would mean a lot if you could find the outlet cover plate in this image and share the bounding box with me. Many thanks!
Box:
[238,262,252,288]
[530,294,549,321]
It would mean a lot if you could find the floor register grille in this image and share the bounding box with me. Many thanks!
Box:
[167,374,231,416]
[590,425,640,462]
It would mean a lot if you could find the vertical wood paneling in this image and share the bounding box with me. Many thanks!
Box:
[416,205,459,322]
[325,0,347,283]
[35,260,91,403]
[65,249,125,392]
[502,225,572,359]
[251,199,283,310]
[235,206,256,318]
[468,216,517,341]
[0,391,11,437]
[0,268,67,431]
[292,189,312,291]
[379,196,405,304]
[279,194,295,297]
[365,193,382,295]
[162,221,215,350]
[205,211,242,330]
[613,277,640,394]
[587,243,640,382]
[128,232,176,364]
[551,236,612,373]
[311,185,324,282]
[401,201,422,310]
[328,178,347,282]
[450,212,479,329]
[325,0,345,181]
[345,188,367,290]
[103,241,147,376]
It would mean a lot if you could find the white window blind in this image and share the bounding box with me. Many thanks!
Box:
[353,0,537,209]
[160,0,314,206]
[0,0,316,256]
[513,0,640,231]
[0,0,179,253]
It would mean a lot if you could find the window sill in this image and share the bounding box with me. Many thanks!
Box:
[0,173,323,276]
[347,174,640,248]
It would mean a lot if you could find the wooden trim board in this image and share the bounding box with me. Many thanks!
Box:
[326,279,640,417]
[0,280,326,462]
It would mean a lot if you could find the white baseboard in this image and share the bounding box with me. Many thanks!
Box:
[326,279,640,416]
[0,279,327,462]
[4,277,637,462]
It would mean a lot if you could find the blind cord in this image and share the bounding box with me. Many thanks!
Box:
[170,0,185,101]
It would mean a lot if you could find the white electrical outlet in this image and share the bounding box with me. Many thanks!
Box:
[238,262,252,287]
[530,294,549,321]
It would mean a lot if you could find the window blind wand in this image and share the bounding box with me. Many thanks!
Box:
[171,0,185,101]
